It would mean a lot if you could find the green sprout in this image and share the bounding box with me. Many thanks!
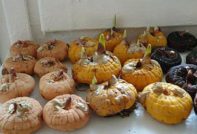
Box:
[136,40,140,46]
[154,26,159,31]
[144,44,151,57]
[146,26,150,32]
[92,76,97,85]
[81,47,85,57]
[142,31,147,37]
[123,30,127,38]
[99,34,106,49]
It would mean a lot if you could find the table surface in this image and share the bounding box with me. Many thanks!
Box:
[0,52,197,134]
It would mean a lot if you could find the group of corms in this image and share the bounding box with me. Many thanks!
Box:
[0,16,197,133]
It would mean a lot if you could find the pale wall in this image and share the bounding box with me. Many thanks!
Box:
[0,1,10,64]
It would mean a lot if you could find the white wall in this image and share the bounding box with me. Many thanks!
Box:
[38,0,197,32]
[1,0,197,62]
[0,1,10,63]
[27,0,197,44]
